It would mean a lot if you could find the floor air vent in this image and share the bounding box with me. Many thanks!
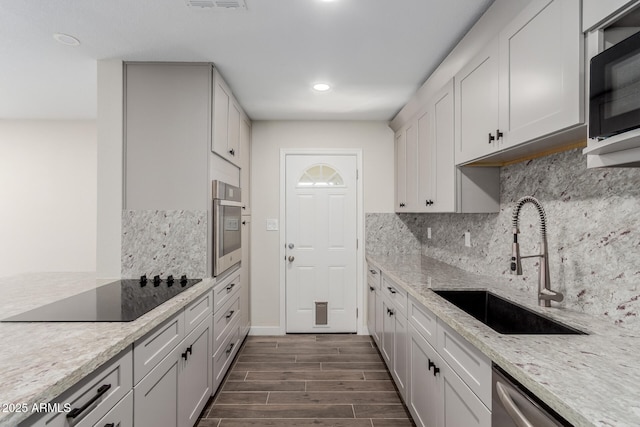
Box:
[186,0,247,9]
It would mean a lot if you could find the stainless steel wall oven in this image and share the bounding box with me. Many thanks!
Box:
[212,180,242,276]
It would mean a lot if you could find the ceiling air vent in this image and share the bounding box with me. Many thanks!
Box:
[185,0,247,9]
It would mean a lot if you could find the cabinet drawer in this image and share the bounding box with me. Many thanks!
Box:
[22,349,133,427]
[213,294,241,354]
[366,264,381,289]
[213,270,241,314]
[92,390,133,427]
[213,319,240,390]
[133,312,185,384]
[382,276,408,314]
[408,296,438,348]
[185,290,213,335]
[437,320,491,409]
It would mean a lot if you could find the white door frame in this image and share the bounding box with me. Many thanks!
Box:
[279,148,364,335]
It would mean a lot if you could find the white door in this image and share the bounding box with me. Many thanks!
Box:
[285,154,357,333]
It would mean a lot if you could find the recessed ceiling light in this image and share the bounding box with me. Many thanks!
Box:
[53,33,80,46]
[313,83,331,92]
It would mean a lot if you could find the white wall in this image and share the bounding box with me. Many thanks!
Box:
[0,120,97,277]
[250,121,394,330]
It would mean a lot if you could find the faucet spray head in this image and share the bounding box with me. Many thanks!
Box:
[511,228,522,275]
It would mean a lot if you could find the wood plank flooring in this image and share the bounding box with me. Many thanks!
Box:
[196,335,415,427]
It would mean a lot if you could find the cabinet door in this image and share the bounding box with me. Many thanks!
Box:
[374,284,384,347]
[240,118,251,214]
[367,283,378,343]
[392,312,408,400]
[499,0,582,149]
[416,109,434,212]
[408,325,442,427]
[240,216,251,337]
[227,101,241,163]
[430,81,456,212]
[178,318,212,427]
[212,75,230,160]
[455,38,500,165]
[381,298,395,367]
[134,346,180,427]
[441,361,491,427]
[404,121,418,212]
[395,131,407,212]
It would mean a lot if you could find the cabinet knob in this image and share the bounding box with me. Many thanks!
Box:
[428,359,435,371]
[496,129,503,139]
[187,345,193,355]
[226,310,235,319]
[369,286,375,292]
[229,149,235,156]
[488,133,495,144]
[182,351,189,360]
[426,200,434,206]
[433,366,440,377]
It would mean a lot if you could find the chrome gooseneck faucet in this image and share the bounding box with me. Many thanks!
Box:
[510,196,563,307]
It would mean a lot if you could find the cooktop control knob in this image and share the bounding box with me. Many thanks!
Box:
[180,275,188,287]
[153,275,162,287]
[140,275,148,286]
[167,275,174,286]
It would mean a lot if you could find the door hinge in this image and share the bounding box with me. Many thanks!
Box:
[356,169,359,180]
[356,308,359,318]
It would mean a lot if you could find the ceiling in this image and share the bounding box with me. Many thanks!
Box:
[0,0,494,121]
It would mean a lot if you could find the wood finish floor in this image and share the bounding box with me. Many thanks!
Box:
[196,334,416,427]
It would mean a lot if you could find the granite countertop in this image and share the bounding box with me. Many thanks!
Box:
[0,272,216,427]
[366,254,640,427]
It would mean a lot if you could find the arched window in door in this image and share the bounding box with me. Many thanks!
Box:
[297,164,345,187]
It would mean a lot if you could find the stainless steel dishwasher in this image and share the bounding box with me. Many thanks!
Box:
[492,365,573,427]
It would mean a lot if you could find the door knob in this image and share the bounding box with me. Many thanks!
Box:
[288,256,295,262]
[288,243,295,249]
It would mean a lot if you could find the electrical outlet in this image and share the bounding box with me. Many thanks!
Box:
[266,219,279,231]
[427,227,432,239]
[464,231,471,247]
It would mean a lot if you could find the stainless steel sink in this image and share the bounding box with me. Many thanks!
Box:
[432,290,586,335]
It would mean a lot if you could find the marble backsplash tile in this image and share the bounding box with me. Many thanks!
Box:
[367,148,640,330]
[365,213,421,255]
[121,210,207,279]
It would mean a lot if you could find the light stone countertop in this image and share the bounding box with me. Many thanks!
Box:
[0,272,216,427]
[366,254,640,427]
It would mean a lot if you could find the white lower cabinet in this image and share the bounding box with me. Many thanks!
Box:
[378,276,408,400]
[367,270,492,427]
[408,324,442,427]
[408,317,491,427]
[134,315,212,427]
[391,309,408,400]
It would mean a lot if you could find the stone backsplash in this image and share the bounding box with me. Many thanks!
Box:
[366,148,640,330]
[121,210,207,279]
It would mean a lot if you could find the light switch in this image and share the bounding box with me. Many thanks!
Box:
[266,219,279,231]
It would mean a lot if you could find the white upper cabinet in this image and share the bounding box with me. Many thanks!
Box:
[454,0,583,166]
[212,69,246,167]
[455,39,500,165]
[498,0,582,151]
[396,79,500,213]
[240,117,251,213]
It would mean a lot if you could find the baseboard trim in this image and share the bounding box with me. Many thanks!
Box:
[249,326,284,336]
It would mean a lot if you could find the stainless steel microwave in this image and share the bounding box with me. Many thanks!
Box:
[212,180,242,276]
[590,29,640,139]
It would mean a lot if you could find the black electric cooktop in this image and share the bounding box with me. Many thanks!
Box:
[1,276,202,322]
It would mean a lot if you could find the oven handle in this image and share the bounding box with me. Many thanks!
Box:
[216,200,243,207]
[496,381,535,427]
